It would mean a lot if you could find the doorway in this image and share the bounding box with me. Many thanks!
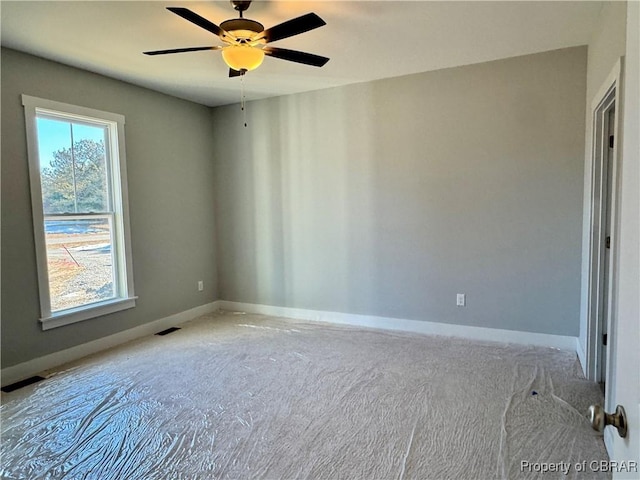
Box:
[585,62,621,407]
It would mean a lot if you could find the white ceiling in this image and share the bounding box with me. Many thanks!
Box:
[1,1,603,107]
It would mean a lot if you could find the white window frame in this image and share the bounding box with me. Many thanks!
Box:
[22,95,136,330]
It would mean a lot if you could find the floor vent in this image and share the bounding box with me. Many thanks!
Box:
[2,376,46,393]
[155,327,181,336]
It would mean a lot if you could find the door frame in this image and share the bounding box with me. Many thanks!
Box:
[585,59,623,408]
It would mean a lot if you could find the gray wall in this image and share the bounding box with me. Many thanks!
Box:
[1,45,589,370]
[213,47,587,336]
[1,48,218,367]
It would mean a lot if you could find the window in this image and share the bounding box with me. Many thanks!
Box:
[22,95,136,330]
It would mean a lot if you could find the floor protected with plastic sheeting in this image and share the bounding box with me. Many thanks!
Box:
[1,311,609,479]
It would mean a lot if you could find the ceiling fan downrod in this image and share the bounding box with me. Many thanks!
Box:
[231,0,252,18]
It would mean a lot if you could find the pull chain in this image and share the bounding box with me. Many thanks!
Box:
[240,73,248,127]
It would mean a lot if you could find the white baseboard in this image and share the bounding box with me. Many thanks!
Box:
[2,300,579,388]
[1,301,221,387]
[576,338,588,377]
[217,301,578,351]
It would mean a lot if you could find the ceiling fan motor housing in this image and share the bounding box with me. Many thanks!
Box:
[220,18,264,43]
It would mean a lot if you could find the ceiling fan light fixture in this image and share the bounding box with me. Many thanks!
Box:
[222,45,265,71]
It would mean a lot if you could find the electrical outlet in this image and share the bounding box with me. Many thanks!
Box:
[456,293,466,307]
[198,281,204,292]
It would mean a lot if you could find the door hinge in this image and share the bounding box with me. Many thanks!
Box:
[603,333,608,346]
[606,236,611,249]
[609,135,614,148]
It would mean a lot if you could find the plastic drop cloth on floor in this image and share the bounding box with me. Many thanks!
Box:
[1,312,609,479]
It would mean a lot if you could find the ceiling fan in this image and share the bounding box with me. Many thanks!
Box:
[143,0,329,77]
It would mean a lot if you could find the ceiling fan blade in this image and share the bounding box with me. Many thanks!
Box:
[166,7,226,38]
[229,68,245,77]
[143,46,221,56]
[263,47,329,67]
[261,13,326,43]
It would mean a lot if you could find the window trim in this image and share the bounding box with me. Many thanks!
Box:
[22,95,136,330]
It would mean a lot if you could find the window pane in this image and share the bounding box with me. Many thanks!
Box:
[72,123,110,212]
[37,118,74,214]
[37,117,109,214]
[45,217,115,312]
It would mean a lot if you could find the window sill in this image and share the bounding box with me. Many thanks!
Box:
[40,297,137,331]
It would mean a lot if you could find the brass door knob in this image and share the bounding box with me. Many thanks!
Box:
[588,404,627,438]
